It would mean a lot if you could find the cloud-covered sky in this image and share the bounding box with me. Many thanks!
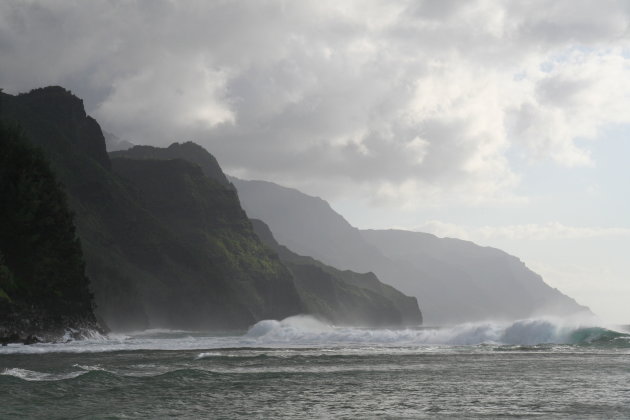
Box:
[2,0,629,322]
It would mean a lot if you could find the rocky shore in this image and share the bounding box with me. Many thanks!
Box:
[0,302,104,345]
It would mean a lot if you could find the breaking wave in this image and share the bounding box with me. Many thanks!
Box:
[1,315,627,355]
[245,315,630,347]
[0,368,87,381]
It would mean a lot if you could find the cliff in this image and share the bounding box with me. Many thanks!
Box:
[361,229,590,324]
[114,143,423,327]
[251,219,422,327]
[0,122,101,343]
[110,157,302,328]
[232,177,591,325]
[110,142,231,187]
[0,87,302,331]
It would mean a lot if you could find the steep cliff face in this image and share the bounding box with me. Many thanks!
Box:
[0,122,101,342]
[0,87,302,331]
[251,219,422,327]
[1,86,110,170]
[232,177,591,325]
[2,87,154,330]
[114,143,423,327]
[110,158,303,328]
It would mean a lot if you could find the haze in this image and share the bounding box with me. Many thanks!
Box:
[1,0,628,323]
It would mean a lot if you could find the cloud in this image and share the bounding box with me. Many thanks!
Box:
[2,0,630,207]
[419,220,630,241]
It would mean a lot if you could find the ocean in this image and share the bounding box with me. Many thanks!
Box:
[1,316,629,419]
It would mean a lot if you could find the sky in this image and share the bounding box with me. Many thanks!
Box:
[1,0,628,323]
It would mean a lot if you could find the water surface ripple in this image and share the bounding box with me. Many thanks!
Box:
[1,317,629,418]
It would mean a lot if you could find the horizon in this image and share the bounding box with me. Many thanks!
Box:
[1,1,629,323]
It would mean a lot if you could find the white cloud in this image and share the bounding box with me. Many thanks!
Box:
[96,58,235,143]
[509,48,630,166]
[419,220,630,241]
[2,0,630,208]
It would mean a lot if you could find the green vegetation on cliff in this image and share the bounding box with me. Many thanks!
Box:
[0,87,302,331]
[110,157,302,328]
[251,219,422,326]
[1,86,423,331]
[116,143,423,327]
[0,122,99,340]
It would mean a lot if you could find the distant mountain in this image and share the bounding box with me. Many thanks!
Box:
[0,87,302,331]
[116,143,423,327]
[229,178,386,269]
[0,121,101,343]
[251,219,421,326]
[103,130,134,152]
[361,229,590,324]
[232,177,591,325]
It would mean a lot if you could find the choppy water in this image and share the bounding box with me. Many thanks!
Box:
[1,316,629,419]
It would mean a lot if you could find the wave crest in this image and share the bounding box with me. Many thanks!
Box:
[0,368,86,381]
[245,316,629,347]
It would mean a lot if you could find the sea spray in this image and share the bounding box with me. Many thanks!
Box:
[245,315,627,346]
[0,316,627,355]
[245,315,333,339]
[1,368,87,381]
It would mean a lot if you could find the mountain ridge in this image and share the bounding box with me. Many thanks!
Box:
[231,177,591,324]
[114,143,423,327]
[251,219,422,326]
[0,86,304,331]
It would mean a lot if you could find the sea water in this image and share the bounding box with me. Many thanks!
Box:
[1,316,629,418]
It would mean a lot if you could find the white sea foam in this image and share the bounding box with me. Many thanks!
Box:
[62,328,107,342]
[1,368,86,381]
[0,314,622,355]
[73,364,107,372]
[126,328,194,336]
[245,315,333,339]
[196,352,223,359]
[244,315,608,346]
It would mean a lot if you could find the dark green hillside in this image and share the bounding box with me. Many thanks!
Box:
[111,158,303,327]
[1,87,158,330]
[0,123,100,342]
[251,219,422,326]
[1,86,422,331]
[114,141,423,327]
[0,87,302,330]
